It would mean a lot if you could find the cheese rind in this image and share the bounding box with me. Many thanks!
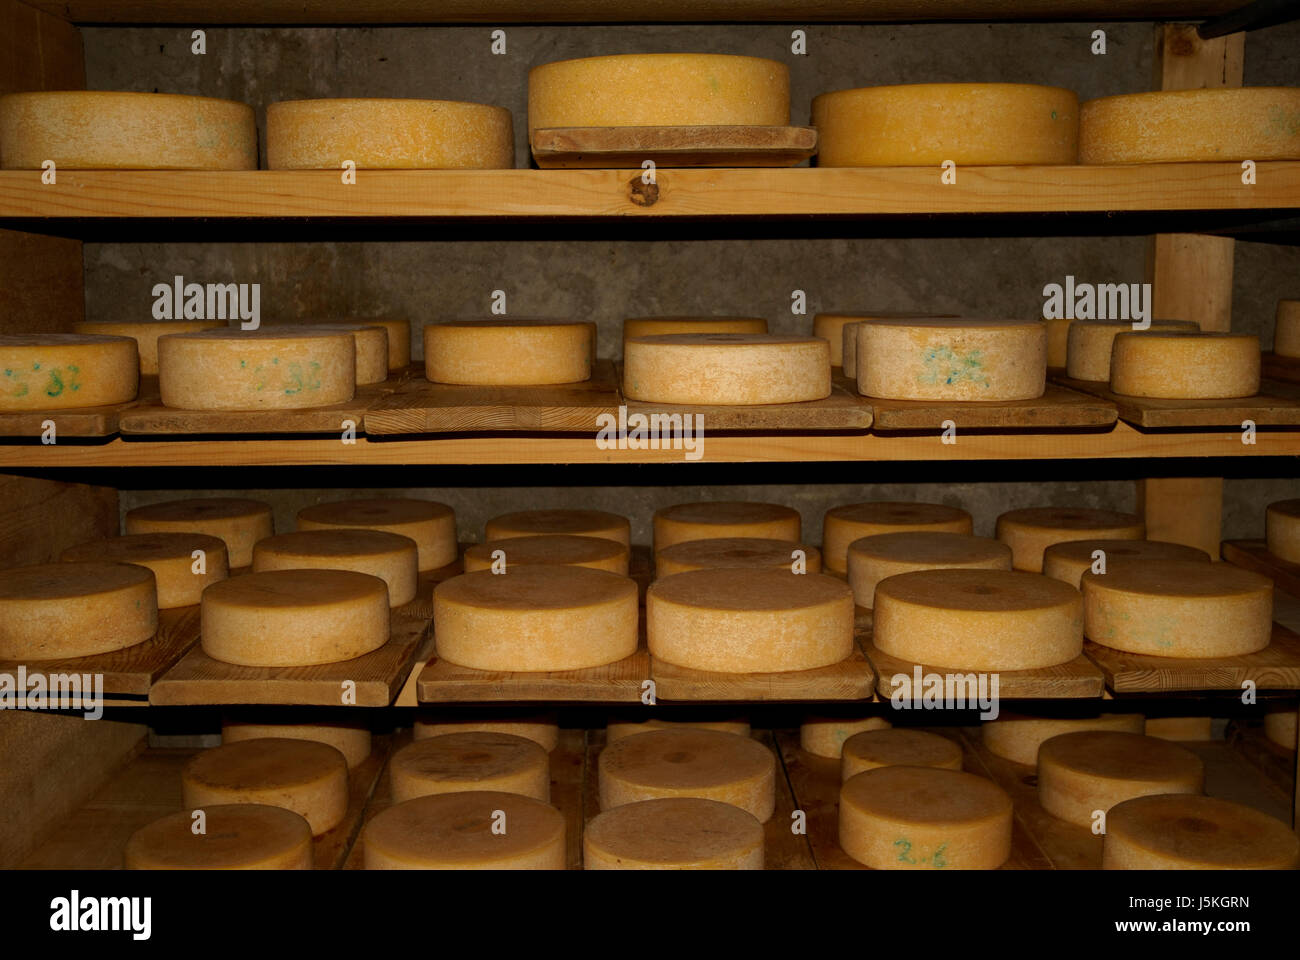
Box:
[1045,317,1070,369]
[252,529,419,607]
[996,506,1144,572]
[623,317,767,356]
[312,318,410,371]
[655,537,820,577]
[1110,332,1260,399]
[606,717,751,743]
[653,501,800,551]
[981,713,1145,767]
[1042,538,1210,589]
[464,534,629,575]
[847,531,1007,607]
[124,804,313,870]
[841,729,963,780]
[0,561,158,659]
[799,716,892,758]
[297,497,457,572]
[60,532,228,609]
[125,496,272,569]
[270,323,388,385]
[623,333,831,405]
[1065,319,1200,381]
[1104,794,1300,870]
[841,312,961,379]
[414,713,559,752]
[1144,717,1214,741]
[486,509,630,547]
[1264,498,1300,564]
[390,732,550,803]
[0,334,139,410]
[72,321,223,376]
[1274,300,1300,359]
[1264,710,1297,749]
[221,719,372,769]
[424,320,593,385]
[825,501,973,575]
[584,797,764,870]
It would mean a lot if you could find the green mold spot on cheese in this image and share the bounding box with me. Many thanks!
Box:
[918,345,990,389]
[45,370,64,397]
[708,75,720,92]
[1051,110,1058,120]
[239,359,247,369]
[1266,105,1300,138]
[11,382,28,398]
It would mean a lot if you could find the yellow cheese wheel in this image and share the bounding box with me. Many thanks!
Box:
[813,83,1078,167]
[873,569,1082,671]
[60,532,228,609]
[72,321,224,376]
[841,729,963,780]
[813,314,869,367]
[390,732,549,803]
[1273,300,1300,358]
[1082,560,1272,658]
[1044,317,1070,369]
[847,531,1011,608]
[981,712,1145,767]
[0,334,138,410]
[124,804,313,870]
[653,501,800,551]
[252,529,418,607]
[824,501,973,575]
[1264,498,1300,564]
[1042,538,1210,589]
[1145,717,1214,741]
[584,797,764,870]
[1103,794,1300,870]
[0,90,256,170]
[158,328,356,411]
[623,333,831,406]
[297,498,457,572]
[606,717,750,743]
[0,561,158,660]
[181,738,349,836]
[996,506,1144,572]
[1110,331,1260,399]
[433,566,638,671]
[623,317,767,356]
[221,719,372,769]
[1064,319,1199,381]
[486,509,630,547]
[799,716,892,758]
[647,568,854,673]
[528,54,789,131]
[841,312,961,379]
[363,791,564,870]
[464,534,629,576]
[125,496,272,569]
[1037,731,1204,827]
[598,729,775,821]
[268,323,388,385]
[313,318,410,371]
[839,766,1013,870]
[414,713,559,752]
[1264,709,1297,749]
[655,537,820,577]
[855,318,1047,401]
[1080,87,1300,164]
[424,320,593,385]
[201,570,390,667]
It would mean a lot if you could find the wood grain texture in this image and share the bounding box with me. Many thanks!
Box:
[0,474,116,570]
[1,0,84,95]
[1138,476,1224,558]
[868,383,1116,432]
[863,638,1107,700]
[1223,539,1300,600]
[418,645,650,703]
[651,643,877,703]
[1051,373,1300,428]
[1083,624,1300,693]
[531,125,817,169]
[0,392,146,437]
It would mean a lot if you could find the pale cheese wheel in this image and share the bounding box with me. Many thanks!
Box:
[181,738,349,836]
[1042,538,1210,589]
[1045,316,1070,369]
[653,501,800,551]
[297,498,457,572]
[433,566,638,671]
[1144,717,1214,741]
[855,318,1047,401]
[424,320,593,385]
[606,717,751,743]
[486,509,630,548]
[158,328,356,411]
[0,90,256,170]
[126,497,273,569]
[124,804,313,871]
[623,333,830,405]
[839,766,1013,870]
[623,317,767,355]
[847,531,1011,607]
[1103,794,1300,870]
[390,732,549,803]
[813,314,864,367]
[841,312,961,379]
[363,792,564,870]
[824,501,973,575]
[1274,300,1300,359]
[0,561,158,659]
[60,532,228,609]
[655,537,820,577]
[252,529,418,607]
[1064,319,1199,381]
[72,321,224,376]
[464,534,628,576]
[0,334,138,410]
[584,797,764,870]
[841,729,963,780]
[314,318,410,371]
[201,570,390,667]
[1037,731,1204,827]
[873,569,1082,671]
[981,712,1145,767]
[1264,499,1300,564]
[799,716,892,758]
[1264,709,1297,749]
[647,568,854,673]
[1082,560,1272,658]
[1080,88,1300,164]
[996,506,1144,573]
[221,719,372,769]
[414,713,559,752]
[269,323,388,385]
[1110,331,1260,399]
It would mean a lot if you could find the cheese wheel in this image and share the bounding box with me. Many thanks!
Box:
[158,328,356,411]
[1082,560,1272,658]
[839,766,1013,870]
[414,713,559,752]
[1110,331,1260,399]
[981,712,1145,767]
[390,732,549,803]
[60,533,228,609]
[623,333,830,406]
[464,534,629,576]
[841,729,963,780]
[1042,538,1210,589]
[653,501,800,551]
[647,569,854,673]
[72,321,224,376]
[297,498,457,572]
[1264,709,1297,749]
[1144,717,1214,741]
[1065,319,1199,381]
[606,717,750,743]
[528,54,789,131]
[1037,731,1204,827]
[0,90,256,170]
[841,312,961,379]
[312,318,410,371]
[996,507,1144,572]
[267,98,513,169]
[584,797,764,870]
[221,719,372,769]
[855,318,1047,401]
[623,317,767,355]
[252,529,418,607]
[126,497,272,569]
[847,531,1008,607]
[1264,499,1300,564]
[0,561,158,660]
[433,566,638,671]
[655,537,820,577]
[124,804,313,870]
[181,738,349,836]
[201,570,390,666]
[1273,300,1300,358]
[598,729,775,821]
[813,314,867,367]
[0,334,138,410]
[799,716,892,758]
[486,509,630,547]
[873,569,1082,671]
[269,323,388,385]
[1080,88,1300,164]
[424,320,593,385]
[1104,794,1300,870]
[1045,317,1070,369]
[363,792,564,870]
[824,501,973,575]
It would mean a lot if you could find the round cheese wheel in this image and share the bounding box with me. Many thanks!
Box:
[414,713,559,752]
[464,534,629,576]
[252,529,418,607]
[981,712,1145,767]
[653,501,799,551]
[813,314,867,368]
[1064,319,1199,381]
[1264,709,1297,749]
[623,317,767,355]
[1145,717,1214,741]
[158,328,356,411]
[0,334,138,410]
[873,569,1082,671]
[1104,794,1300,870]
[606,717,750,743]
[363,791,564,870]
[1110,331,1260,399]
[182,738,349,836]
[824,501,973,575]
[0,561,158,659]
[799,716,892,758]
[297,498,457,572]
[433,566,638,672]
[424,320,593,386]
[1082,560,1272,658]
[847,531,1009,607]
[855,318,1047,401]
[486,509,630,547]
[72,321,223,376]
[840,312,961,379]
[221,719,372,769]
[841,729,963,780]
[0,90,256,170]
[1042,538,1210,589]
[528,54,788,131]
[1274,300,1300,359]
[1080,87,1300,164]
[655,537,820,577]
[1044,317,1070,369]
[839,766,1013,870]
[201,570,390,667]
[1265,498,1300,564]
[996,507,1144,572]
[269,323,388,385]
[60,532,228,609]
[647,568,854,673]
[623,333,830,406]
[584,797,764,870]
[311,318,410,371]
[124,804,313,870]
[1037,731,1203,827]
[125,497,272,569]
[598,729,775,821]
[390,732,549,803]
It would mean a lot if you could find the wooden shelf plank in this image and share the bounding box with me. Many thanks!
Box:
[863,638,1107,700]
[1083,624,1300,693]
[417,646,650,704]
[869,383,1116,432]
[1051,373,1300,428]
[0,396,141,439]
[532,125,817,169]
[1223,539,1300,599]
[651,644,877,703]
[1262,352,1300,384]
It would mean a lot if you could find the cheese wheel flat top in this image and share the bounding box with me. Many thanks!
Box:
[364,791,564,868]
[655,537,819,575]
[828,501,971,529]
[203,568,386,611]
[253,528,416,562]
[623,317,767,341]
[0,559,153,601]
[1043,538,1210,587]
[876,568,1078,613]
[128,496,271,526]
[0,333,139,410]
[60,531,226,567]
[849,531,1010,566]
[842,729,963,775]
[999,506,1141,532]
[623,333,831,406]
[841,765,1012,825]
[656,501,799,532]
[997,507,1144,571]
[124,804,313,871]
[299,497,453,528]
[463,534,628,572]
[1083,559,1268,599]
[600,729,773,791]
[583,797,764,870]
[390,732,548,800]
[981,713,1144,767]
[1144,717,1213,741]
[414,713,559,752]
[184,737,348,791]
[1110,331,1261,400]
[1038,731,1203,783]
[221,719,372,768]
[73,320,224,376]
[650,566,848,612]
[486,509,629,544]
[800,716,892,758]
[435,564,634,611]
[1105,794,1300,870]
[605,717,751,743]
[1064,319,1199,381]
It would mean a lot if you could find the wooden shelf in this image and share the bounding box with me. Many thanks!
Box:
[531,125,817,169]
[417,646,651,704]
[1262,352,1300,384]
[1051,373,1300,429]
[650,644,877,703]
[868,383,1115,432]
[863,639,1106,700]
[1083,624,1300,693]
[1223,539,1300,599]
